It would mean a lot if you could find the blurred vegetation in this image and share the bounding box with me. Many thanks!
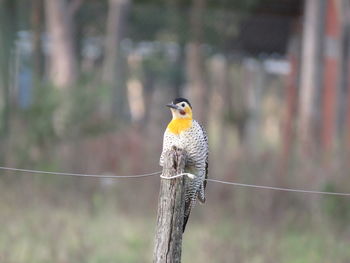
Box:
[322,183,350,227]
[19,85,58,147]
[1,178,350,263]
[1,0,350,262]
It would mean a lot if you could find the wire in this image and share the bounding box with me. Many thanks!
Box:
[206,178,350,197]
[1,166,350,196]
[0,166,162,178]
[160,173,195,179]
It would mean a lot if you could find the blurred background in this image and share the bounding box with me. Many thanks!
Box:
[1,0,350,262]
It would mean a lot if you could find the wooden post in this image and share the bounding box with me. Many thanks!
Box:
[153,146,187,263]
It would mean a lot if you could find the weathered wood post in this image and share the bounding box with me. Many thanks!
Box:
[153,146,187,263]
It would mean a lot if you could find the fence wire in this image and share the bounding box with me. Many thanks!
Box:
[1,166,350,197]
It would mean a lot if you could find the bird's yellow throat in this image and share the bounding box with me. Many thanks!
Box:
[167,118,192,135]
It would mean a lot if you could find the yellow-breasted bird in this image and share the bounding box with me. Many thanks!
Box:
[160,98,208,232]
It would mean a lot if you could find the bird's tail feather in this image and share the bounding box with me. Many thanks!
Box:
[198,183,206,203]
[183,200,192,233]
[183,213,190,233]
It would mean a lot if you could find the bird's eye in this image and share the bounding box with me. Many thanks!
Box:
[181,103,185,107]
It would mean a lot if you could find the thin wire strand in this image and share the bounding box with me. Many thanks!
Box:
[0,166,162,178]
[1,166,350,196]
[206,178,350,197]
[160,173,195,179]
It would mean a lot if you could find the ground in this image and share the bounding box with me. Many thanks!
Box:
[1,178,350,263]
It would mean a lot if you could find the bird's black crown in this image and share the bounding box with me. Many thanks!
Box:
[173,97,192,109]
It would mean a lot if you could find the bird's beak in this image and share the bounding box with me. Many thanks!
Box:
[166,103,180,110]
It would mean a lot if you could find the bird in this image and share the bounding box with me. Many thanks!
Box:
[159,97,208,232]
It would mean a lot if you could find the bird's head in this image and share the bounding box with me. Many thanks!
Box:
[166,98,193,120]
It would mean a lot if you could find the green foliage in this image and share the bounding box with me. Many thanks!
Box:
[128,4,243,52]
[20,84,59,147]
[65,80,114,137]
[134,0,261,11]
[224,108,250,126]
[141,48,178,83]
[48,75,118,138]
[321,182,350,226]
[128,4,174,41]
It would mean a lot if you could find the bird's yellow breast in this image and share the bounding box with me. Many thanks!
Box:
[167,118,192,135]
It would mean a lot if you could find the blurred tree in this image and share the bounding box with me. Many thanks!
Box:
[102,0,130,120]
[0,0,17,136]
[280,32,301,176]
[229,62,249,143]
[337,0,350,145]
[207,55,230,154]
[31,0,44,82]
[298,0,326,148]
[0,0,17,163]
[187,0,208,125]
[44,0,80,88]
[343,1,350,150]
[321,0,340,152]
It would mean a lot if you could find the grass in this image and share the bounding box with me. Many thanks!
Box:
[1,181,350,263]
[1,206,154,263]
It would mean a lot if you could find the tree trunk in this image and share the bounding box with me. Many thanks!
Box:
[44,0,78,88]
[186,0,207,125]
[153,147,186,263]
[102,0,130,120]
[343,1,350,151]
[207,55,228,154]
[0,0,17,163]
[172,44,185,99]
[31,0,44,82]
[337,0,350,142]
[321,0,340,152]
[281,31,301,173]
[298,0,326,147]
[243,59,264,149]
